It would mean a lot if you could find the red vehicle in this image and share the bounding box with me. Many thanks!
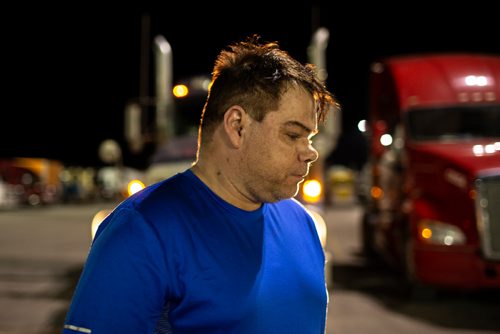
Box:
[361,53,500,294]
[0,157,63,206]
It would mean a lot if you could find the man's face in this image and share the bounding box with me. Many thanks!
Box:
[238,86,319,203]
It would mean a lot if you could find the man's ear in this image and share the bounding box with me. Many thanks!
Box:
[223,105,246,148]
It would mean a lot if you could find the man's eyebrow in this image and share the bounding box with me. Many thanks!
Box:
[282,120,318,135]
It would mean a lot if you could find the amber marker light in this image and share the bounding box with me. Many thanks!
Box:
[173,84,189,98]
[127,179,145,197]
[370,186,383,199]
[302,179,322,203]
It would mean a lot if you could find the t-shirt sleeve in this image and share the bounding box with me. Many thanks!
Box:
[62,207,169,334]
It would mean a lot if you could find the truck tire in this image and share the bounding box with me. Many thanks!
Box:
[402,233,437,301]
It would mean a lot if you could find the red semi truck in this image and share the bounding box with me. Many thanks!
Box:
[361,53,500,294]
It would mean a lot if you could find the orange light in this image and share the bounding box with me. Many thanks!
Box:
[469,189,476,199]
[370,186,383,199]
[302,179,322,203]
[127,179,145,197]
[173,84,189,98]
[420,227,432,240]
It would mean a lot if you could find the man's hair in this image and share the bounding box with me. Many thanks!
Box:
[198,34,338,141]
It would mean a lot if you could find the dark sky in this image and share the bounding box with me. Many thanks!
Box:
[2,2,499,168]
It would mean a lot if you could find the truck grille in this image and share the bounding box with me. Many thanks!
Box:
[475,174,500,261]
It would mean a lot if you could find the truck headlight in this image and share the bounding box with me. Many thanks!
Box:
[417,219,466,245]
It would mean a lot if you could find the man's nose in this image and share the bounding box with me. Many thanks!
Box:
[301,143,319,164]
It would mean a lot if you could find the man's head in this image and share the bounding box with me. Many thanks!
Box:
[194,35,338,208]
[199,35,336,142]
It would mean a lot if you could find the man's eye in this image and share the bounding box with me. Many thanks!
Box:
[287,133,300,140]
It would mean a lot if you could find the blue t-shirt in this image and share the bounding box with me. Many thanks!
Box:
[63,169,327,334]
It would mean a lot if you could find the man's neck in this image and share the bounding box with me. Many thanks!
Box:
[190,162,261,211]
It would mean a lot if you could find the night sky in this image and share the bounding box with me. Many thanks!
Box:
[3,2,499,169]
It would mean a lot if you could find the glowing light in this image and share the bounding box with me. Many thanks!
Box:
[302,179,322,203]
[469,189,476,199]
[370,186,383,199]
[380,134,393,146]
[420,228,432,239]
[485,144,495,154]
[465,75,488,86]
[358,119,366,132]
[127,179,145,196]
[173,84,189,98]
[473,143,499,156]
[443,236,454,246]
[473,145,484,155]
[417,220,466,245]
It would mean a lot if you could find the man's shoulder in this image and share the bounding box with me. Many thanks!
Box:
[117,170,194,218]
[136,170,192,201]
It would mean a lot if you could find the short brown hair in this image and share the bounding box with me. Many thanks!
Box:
[199,35,338,140]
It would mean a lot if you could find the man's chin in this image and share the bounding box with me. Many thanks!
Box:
[264,192,295,203]
[280,187,300,201]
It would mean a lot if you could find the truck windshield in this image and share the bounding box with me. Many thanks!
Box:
[406,105,500,141]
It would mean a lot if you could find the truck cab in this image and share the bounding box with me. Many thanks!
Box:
[361,53,500,293]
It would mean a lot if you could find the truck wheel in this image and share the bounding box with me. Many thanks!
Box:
[28,193,41,206]
[402,235,437,301]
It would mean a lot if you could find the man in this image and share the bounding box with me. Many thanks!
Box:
[63,35,338,333]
